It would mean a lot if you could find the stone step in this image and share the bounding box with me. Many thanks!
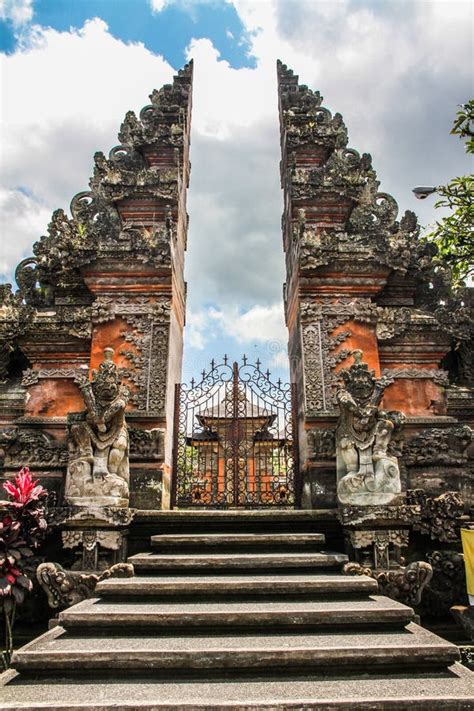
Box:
[58,596,414,631]
[2,664,473,709]
[96,573,378,598]
[12,623,459,673]
[150,532,326,549]
[128,551,348,572]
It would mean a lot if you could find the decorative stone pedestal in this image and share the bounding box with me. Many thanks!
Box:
[50,505,134,571]
[339,502,433,606]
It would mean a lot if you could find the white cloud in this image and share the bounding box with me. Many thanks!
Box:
[149,0,169,12]
[220,303,287,345]
[0,189,50,279]
[0,0,33,26]
[184,303,287,350]
[0,18,174,280]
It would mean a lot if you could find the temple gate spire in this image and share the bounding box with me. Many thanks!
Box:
[0,61,193,514]
[277,60,472,509]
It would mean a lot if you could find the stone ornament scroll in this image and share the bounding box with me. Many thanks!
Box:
[65,348,130,507]
[336,350,404,505]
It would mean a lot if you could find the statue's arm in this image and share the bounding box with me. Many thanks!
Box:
[74,376,99,421]
[337,389,357,412]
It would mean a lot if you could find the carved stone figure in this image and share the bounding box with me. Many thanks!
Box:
[37,562,134,609]
[336,350,404,505]
[343,560,433,607]
[65,348,130,506]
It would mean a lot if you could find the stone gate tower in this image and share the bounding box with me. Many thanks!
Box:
[0,62,193,517]
[277,61,473,511]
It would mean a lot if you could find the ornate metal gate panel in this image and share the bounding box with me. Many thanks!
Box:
[171,357,299,508]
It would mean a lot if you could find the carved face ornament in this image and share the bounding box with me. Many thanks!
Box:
[92,348,119,403]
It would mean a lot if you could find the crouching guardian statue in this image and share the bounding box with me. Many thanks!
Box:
[336,350,404,506]
[65,347,130,507]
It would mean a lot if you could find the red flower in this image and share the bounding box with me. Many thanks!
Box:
[3,467,47,506]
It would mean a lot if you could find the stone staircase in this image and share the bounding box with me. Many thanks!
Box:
[1,512,473,709]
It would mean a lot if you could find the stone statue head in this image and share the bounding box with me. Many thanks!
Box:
[91,347,119,403]
[341,350,375,403]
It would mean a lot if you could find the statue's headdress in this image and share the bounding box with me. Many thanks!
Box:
[341,350,376,392]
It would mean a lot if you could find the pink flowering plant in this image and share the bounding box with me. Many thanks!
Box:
[1,467,49,669]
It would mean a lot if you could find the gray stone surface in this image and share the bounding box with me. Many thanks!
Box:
[150,532,325,548]
[96,573,378,597]
[1,664,474,709]
[12,622,459,672]
[2,515,473,709]
[58,595,414,629]
[128,551,348,570]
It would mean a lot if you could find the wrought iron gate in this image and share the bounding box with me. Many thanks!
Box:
[171,357,299,508]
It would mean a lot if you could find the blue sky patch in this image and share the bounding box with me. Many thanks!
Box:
[0,0,256,69]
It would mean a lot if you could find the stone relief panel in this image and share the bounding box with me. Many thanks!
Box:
[404,426,472,467]
[92,296,171,416]
[407,489,464,543]
[0,428,68,468]
[300,297,378,414]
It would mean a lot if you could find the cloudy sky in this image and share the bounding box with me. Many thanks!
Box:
[0,0,472,384]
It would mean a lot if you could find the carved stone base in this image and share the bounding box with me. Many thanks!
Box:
[347,528,409,569]
[66,495,128,508]
[62,528,128,571]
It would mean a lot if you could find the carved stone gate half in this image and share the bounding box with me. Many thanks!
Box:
[171,358,299,508]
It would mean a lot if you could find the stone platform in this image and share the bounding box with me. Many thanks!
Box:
[1,512,473,709]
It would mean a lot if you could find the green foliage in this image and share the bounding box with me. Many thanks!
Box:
[426,100,474,286]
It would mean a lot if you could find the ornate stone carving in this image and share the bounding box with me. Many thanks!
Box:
[300,298,379,413]
[404,426,472,467]
[381,367,450,386]
[375,308,413,340]
[119,321,169,413]
[65,348,130,506]
[407,489,464,542]
[336,350,404,505]
[348,529,409,570]
[118,61,193,150]
[90,296,170,414]
[0,284,32,379]
[10,65,193,305]
[419,550,467,617]
[0,427,68,467]
[343,560,433,606]
[62,529,124,551]
[21,367,86,387]
[129,427,165,461]
[48,505,134,528]
[91,295,171,324]
[338,503,420,527]
[291,149,375,203]
[306,428,336,459]
[277,61,348,153]
[37,561,133,609]
[61,528,128,570]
